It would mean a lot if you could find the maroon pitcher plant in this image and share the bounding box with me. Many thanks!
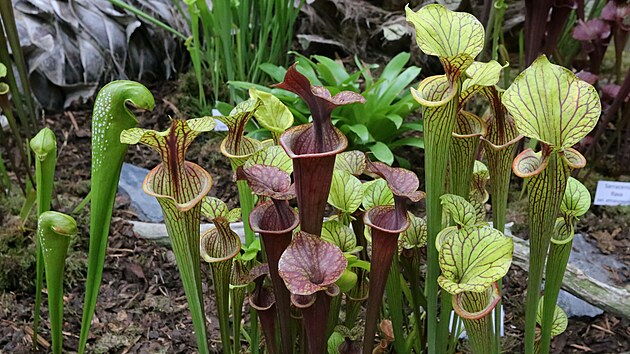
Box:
[362,160,425,354]
[278,232,347,354]
[240,164,299,353]
[274,64,365,235]
[244,264,279,354]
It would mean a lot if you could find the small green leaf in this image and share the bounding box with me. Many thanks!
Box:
[362,179,395,210]
[561,177,591,217]
[502,55,601,149]
[244,145,293,173]
[440,194,480,227]
[460,60,504,103]
[249,88,294,135]
[328,170,364,214]
[537,296,568,337]
[400,213,427,249]
[438,226,513,294]
[334,150,366,176]
[322,220,362,254]
[385,113,404,129]
[369,142,394,165]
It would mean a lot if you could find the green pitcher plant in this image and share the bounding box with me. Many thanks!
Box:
[79,81,154,354]
[503,55,600,353]
[538,177,590,352]
[200,197,242,354]
[38,211,77,354]
[29,127,57,343]
[405,5,485,351]
[436,194,513,354]
[120,117,215,354]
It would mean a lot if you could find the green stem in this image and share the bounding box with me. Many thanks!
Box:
[523,153,569,353]
[457,290,495,354]
[326,292,342,339]
[30,128,57,345]
[162,201,210,354]
[385,253,407,354]
[211,260,234,354]
[108,0,187,40]
[237,180,256,246]
[250,308,259,354]
[38,212,77,354]
[538,221,573,354]
[424,83,461,354]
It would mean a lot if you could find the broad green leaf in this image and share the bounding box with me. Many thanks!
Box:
[259,63,287,83]
[362,179,395,210]
[322,220,362,254]
[405,4,484,60]
[438,226,513,294]
[502,55,601,149]
[313,55,351,86]
[244,145,293,173]
[440,194,479,227]
[385,113,404,129]
[369,141,394,165]
[249,88,293,135]
[400,213,427,249]
[347,124,370,143]
[537,296,568,337]
[328,170,364,214]
[334,150,366,176]
[560,177,591,217]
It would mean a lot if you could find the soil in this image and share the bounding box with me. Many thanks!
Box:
[1,72,630,354]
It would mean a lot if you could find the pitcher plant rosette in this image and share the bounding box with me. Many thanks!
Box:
[120,117,215,354]
[279,232,347,354]
[274,64,365,235]
[502,55,601,353]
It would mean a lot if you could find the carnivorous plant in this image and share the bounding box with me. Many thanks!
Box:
[120,117,215,354]
[38,211,77,354]
[503,55,600,353]
[79,81,154,353]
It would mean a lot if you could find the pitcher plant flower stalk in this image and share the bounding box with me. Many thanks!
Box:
[503,55,600,353]
[362,160,423,354]
[274,64,365,235]
[216,98,264,247]
[79,81,154,354]
[436,196,512,354]
[120,117,215,354]
[200,197,243,354]
[38,211,77,354]
[279,232,347,354]
[406,5,485,351]
[539,177,590,353]
[29,127,57,343]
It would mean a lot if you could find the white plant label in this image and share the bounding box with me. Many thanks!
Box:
[594,181,630,206]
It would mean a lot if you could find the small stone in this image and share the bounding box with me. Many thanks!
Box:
[118,163,163,222]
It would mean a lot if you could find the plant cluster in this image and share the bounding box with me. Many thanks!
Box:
[231,53,423,165]
[24,3,602,354]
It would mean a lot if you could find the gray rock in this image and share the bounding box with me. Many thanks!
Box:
[553,233,625,318]
[127,220,247,247]
[118,163,163,222]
